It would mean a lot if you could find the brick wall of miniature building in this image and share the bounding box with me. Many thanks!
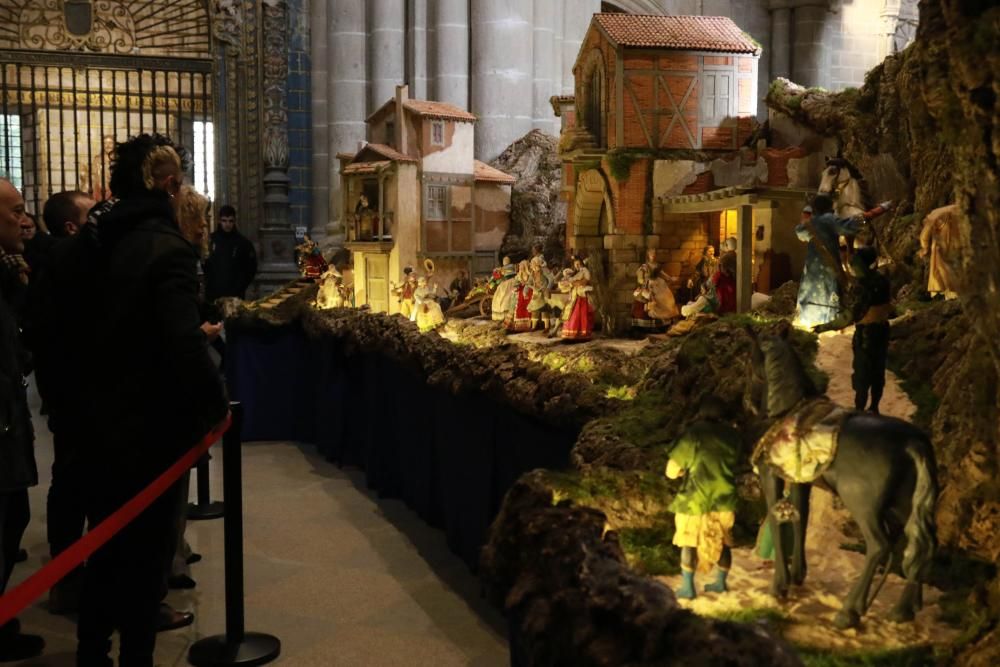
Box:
[653,211,711,280]
[604,156,649,236]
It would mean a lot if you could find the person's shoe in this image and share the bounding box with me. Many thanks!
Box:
[156,603,194,632]
[186,552,203,565]
[704,568,729,594]
[168,574,197,590]
[676,570,696,600]
[14,548,26,563]
[0,631,45,661]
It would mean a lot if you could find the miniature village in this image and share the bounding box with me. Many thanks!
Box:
[230,9,1000,667]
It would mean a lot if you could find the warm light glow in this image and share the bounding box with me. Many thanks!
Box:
[0,115,23,191]
[193,120,215,202]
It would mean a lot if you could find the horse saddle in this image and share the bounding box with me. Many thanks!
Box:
[753,399,850,484]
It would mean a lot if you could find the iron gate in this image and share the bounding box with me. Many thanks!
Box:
[0,49,214,216]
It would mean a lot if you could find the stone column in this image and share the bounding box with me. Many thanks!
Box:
[407,0,428,99]
[471,0,533,161]
[327,0,367,240]
[310,0,329,237]
[560,1,599,95]
[553,0,564,100]
[369,0,406,111]
[532,0,556,134]
[791,3,829,89]
[259,0,299,288]
[769,1,792,80]
[429,0,469,108]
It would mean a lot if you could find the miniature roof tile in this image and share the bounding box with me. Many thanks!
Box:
[474,160,515,184]
[343,160,390,175]
[403,99,477,122]
[352,143,417,163]
[593,14,759,54]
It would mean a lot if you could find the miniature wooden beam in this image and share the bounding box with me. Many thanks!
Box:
[736,203,754,313]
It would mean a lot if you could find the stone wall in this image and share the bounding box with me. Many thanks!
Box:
[287,0,312,232]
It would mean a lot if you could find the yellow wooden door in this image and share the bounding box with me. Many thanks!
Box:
[365,254,389,313]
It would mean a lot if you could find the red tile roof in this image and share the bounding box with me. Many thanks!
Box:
[403,99,477,122]
[474,160,515,184]
[353,143,417,163]
[343,160,390,175]
[593,14,760,54]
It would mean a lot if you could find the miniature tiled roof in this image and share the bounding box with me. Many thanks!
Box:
[473,160,515,184]
[593,14,760,54]
[367,97,478,124]
[352,143,417,163]
[343,160,390,175]
[403,99,477,122]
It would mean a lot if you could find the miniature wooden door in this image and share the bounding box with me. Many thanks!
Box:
[365,255,390,313]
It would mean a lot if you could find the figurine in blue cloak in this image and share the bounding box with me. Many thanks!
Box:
[793,194,862,330]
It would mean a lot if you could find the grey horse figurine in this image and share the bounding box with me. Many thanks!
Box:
[744,326,937,629]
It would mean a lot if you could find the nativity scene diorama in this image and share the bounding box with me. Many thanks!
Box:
[229,8,998,666]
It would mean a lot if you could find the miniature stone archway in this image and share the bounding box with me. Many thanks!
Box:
[573,168,615,239]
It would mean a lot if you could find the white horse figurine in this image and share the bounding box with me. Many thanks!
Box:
[817,157,870,218]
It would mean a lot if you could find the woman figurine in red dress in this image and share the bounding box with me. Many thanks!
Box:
[505,260,534,332]
[560,257,595,342]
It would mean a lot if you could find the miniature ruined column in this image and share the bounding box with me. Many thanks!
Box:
[533,0,557,135]
[737,204,754,313]
[471,0,534,161]
[430,0,469,109]
[369,0,406,110]
[327,0,367,241]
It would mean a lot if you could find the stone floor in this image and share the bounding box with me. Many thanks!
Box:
[7,386,509,666]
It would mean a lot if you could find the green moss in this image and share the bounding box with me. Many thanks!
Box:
[795,645,934,667]
[886,360,939,430]
[606,151,637,182]
[712,607,788,626]
[618,518,681,576]
[603,389,676,450]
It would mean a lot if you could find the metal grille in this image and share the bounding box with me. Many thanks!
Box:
[0,50,213,215]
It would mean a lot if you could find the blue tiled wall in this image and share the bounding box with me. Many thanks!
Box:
[287,0,311,231]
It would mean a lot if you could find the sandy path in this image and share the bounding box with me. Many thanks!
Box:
[659,325,957,652]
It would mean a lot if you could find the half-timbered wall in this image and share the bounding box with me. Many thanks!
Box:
[620,50,758,151]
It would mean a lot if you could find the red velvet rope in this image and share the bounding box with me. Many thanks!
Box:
[0,413,232,627]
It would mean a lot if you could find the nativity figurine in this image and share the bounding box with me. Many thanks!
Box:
[490,256,516,323]
[918,203,961,300]
[505,260,534,333]
[315,265,351,309]
[559,257,595,342]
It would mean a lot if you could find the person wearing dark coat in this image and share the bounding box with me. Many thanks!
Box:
[55,135,229,667]
[203,205,257,303]
[848,245,891,415]
[0,177,44,662]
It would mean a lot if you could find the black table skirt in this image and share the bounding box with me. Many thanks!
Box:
[226,325,578,570]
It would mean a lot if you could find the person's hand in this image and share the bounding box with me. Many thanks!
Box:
[879,200,894,211]
[917,247,928,259]
[201,321,223,342]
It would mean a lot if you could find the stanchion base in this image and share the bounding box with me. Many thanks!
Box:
[187,501,225,521]
[188,632,281,666]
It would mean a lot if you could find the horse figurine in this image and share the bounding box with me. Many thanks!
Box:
[744,325,937,629]
[818,157,871,218]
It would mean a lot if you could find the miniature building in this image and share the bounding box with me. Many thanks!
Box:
[560,14,776,318]
[339,85,514,314]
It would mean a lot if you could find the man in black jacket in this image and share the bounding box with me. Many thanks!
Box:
[204,205,257,302]
[56,135,229,667]
[0,177,44,661]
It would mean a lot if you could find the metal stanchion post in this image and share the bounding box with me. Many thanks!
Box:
[189,402,281,667]
[187,454,225,520]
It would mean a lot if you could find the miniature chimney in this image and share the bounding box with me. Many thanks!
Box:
[395,84,408,154]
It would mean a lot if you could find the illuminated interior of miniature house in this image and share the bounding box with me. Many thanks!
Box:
[2,1,998,665]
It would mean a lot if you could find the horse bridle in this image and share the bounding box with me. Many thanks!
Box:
[822,165,866,213]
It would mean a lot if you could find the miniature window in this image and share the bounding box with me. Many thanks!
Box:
[426,184,447,219]
[701,73,731,123]
[431,120,445,146]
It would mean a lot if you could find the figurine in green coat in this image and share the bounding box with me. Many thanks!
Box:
[665,397,741,599]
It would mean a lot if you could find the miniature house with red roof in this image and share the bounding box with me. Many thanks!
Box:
[339,85,514,314]
[559,14,770,320]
